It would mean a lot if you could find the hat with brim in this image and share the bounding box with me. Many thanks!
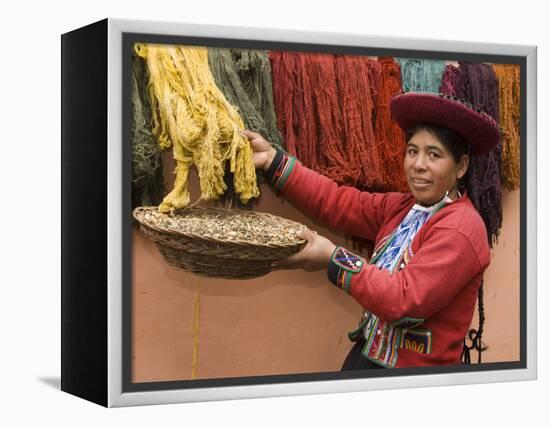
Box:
[390,92,500,156]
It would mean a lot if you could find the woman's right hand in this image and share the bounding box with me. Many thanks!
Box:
[240,129,277,171]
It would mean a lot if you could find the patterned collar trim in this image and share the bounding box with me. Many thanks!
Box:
[413,189,461,212]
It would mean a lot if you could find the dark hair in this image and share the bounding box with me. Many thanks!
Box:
[405,123,470,164]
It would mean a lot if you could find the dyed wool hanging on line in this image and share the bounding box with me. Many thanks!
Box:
[334,55,385,190]
[208,48,284,147]
[396,58,446,93]
[309,53,351,182]
[268,51,300,158]
[269,51,344,180]
[372,57,408,192]
[131,54,165,208]
[440,62,503,247]
[208,48,284,206]
[135,44,259,212]
[131,56,164,208]
[269,51,385,190]
[492,63,520,190]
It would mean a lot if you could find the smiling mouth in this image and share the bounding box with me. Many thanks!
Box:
[411,178,431,184]
[410,178,432,188]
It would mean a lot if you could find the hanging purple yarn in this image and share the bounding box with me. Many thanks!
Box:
[440,62,503,248]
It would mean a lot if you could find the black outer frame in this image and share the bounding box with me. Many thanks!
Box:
[60,19,530,407]
[121,34,526,392]
[61,19,108,406]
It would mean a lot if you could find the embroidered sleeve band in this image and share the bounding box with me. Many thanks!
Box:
[263,149,297,190]
[327,247,365,294]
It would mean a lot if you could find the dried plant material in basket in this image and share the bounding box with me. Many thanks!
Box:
[133,206,308,279]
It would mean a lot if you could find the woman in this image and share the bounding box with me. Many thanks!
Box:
[241,92,500,369]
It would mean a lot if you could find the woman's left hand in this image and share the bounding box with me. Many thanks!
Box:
[272,229,337,272]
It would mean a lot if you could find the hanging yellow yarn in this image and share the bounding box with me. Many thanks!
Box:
[190,278,201,379]
[135,43,260,212]
[493,63,521,190]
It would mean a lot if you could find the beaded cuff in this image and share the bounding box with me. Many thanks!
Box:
[263,149,297,190]
[327,247,365,294]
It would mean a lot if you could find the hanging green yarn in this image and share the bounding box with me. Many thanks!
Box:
[396,58,445,93]
[131,54,165,209]
[208,48,283,207]
[208,48,283,147]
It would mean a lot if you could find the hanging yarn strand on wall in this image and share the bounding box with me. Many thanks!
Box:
[373,57,408,192]
[269,51,300,158]
[493,63,520,190]
[293,53,321,170]
[208,48,284,148]
[190,278,201,379]
[334,54,385,190]
[308,53,349,181]
[396,58,446,93]
[440,61,503,247]
[235,49,284,147]
[135,43,259,212]
[208,48,284,207]
[270,51,330,174]
[270,51,386,191]
[131,53,165,209]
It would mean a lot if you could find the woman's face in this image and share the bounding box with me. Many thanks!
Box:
[404,129,469,206]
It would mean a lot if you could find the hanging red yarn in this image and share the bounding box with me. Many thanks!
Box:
[372,57,408,192]
[367,58,382,106]
[269,51,299,156]
[334,55,385,190]
[290,53,320,170]
[307,53,348,180]
[269,51,385,190]
[440,62,503,247]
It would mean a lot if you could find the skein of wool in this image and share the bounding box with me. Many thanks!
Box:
[269,51,299,157]
[367,58,382,99]
[208,48,283,147]
[235,50,284,148]
[270,51,386,190]
[135,44,259,212]
[334,54,385,190]
[439,64,462,96]
[440,62,503,247]
[308,53,350,181]
[493,63,520,190]
[293,53,322,171]
[208,48,284,207]
[270,51,345,178]
[131,54,165,208]
[396,58,446,93]
[373,57,408,192]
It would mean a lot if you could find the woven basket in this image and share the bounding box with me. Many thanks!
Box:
[132,206,308,279]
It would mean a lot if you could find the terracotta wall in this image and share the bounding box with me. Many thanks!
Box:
[132,168,520,382]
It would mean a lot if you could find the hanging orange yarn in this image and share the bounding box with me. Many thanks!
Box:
[373,57,408,192]
[493,64,520,190]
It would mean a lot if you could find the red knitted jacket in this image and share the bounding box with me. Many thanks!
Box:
[266,151,491,367]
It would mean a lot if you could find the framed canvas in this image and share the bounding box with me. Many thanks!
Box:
[61,18,537,407]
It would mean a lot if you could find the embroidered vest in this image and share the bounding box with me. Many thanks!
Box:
[348,197,450,367]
